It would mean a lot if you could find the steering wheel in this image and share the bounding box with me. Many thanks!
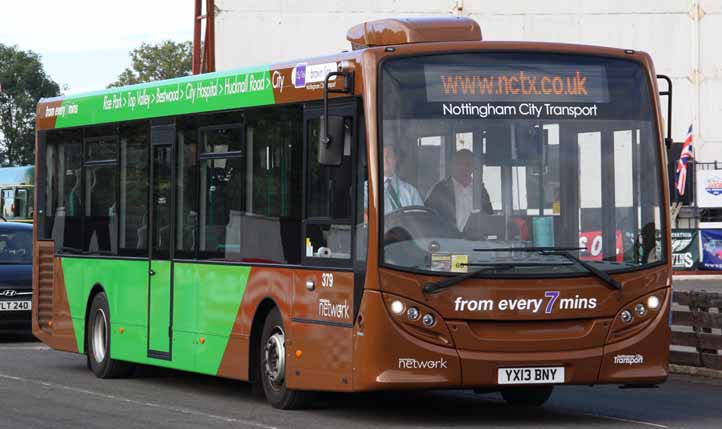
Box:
[383,205,460,244]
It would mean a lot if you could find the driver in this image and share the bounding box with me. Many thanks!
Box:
[425,149,493,231]
[382,144,423,213]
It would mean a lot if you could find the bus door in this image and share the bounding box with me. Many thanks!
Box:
[147,121,176,359]
[290,102,358,389]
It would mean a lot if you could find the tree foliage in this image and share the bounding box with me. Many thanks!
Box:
[0,44,60,166]
[109,40,192,88]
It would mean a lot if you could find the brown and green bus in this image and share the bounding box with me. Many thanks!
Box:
[33,17,672,409]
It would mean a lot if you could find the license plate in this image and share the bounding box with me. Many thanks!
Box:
[0,300,31,311]
[498,366,565,385]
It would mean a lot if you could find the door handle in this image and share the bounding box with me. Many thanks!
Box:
[149,269,156,276]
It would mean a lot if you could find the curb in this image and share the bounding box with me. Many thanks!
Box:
[673,275,722,280]
[669,363,722,379]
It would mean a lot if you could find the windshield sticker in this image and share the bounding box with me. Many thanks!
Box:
[432,254,469,273]
[453,292,598,314]
[451,254,468,273]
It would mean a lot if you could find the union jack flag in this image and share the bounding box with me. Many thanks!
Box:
[675,125,694,196]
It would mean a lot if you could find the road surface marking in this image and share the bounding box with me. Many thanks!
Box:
[0,372,278,429]
[580,412,669,428]
[477,394,668,428]
[0,345,51,351]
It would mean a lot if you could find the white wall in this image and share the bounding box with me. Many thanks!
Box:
[215,0,722,161]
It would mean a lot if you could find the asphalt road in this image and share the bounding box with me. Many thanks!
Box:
[0,338,721,429]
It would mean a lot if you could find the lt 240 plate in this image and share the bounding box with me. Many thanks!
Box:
[0,301,31,311]
[498,366,564,385]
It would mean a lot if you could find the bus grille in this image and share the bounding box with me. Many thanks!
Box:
[36,242,55,334]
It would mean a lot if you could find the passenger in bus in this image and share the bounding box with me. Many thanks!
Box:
[425,149,493,231]
[381,144,423,213]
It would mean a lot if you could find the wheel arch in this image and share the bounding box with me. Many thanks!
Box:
[248,297,281,383]
[83,283,107,354]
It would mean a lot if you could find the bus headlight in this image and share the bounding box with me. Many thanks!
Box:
[407,307,420,321]
[608,289,667,344]
[422,313,435,327]
[647,296,660,310]
[635,303,647,317]
[390,300,405,315]
[382,292,453,347]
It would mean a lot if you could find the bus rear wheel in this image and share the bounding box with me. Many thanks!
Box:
[500,386,554,407]
[86,292,134,378]
[259,308,311,409]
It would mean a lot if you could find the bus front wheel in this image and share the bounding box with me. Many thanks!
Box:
[86,292,134,378]
[500,386,554,407]
[259,308,312,409]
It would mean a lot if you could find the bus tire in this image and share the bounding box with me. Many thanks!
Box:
[500,386,554,407]
[87,292,134,379]
[259,308,311,409]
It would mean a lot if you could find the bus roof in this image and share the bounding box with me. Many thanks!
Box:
[36,17,651,132]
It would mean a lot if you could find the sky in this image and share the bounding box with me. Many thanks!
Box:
[1,0,194,94]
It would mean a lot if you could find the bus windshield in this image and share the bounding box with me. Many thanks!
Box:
[380,53,665,276]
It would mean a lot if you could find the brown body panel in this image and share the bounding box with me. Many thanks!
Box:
[31,243,78,353]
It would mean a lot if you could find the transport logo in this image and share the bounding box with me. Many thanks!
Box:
[613,354,644,365]
[292,63,307,88]
[398,358,448,369]
[318,298,350,320]
[292,62,338,89]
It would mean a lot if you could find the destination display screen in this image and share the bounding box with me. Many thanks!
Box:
[425,64,610,103]
[383,53,651,121]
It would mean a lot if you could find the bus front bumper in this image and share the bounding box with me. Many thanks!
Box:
[352,290,670,391]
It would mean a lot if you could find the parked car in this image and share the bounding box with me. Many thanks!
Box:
[0,221,33,335]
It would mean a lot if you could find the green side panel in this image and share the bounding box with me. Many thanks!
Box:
[173,262,251,375]
[149,260,171,353]
[61,258,149,356]
[60,257,251,375]
[52,66,275,129]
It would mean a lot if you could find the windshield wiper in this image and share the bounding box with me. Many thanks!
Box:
[423,265,515,294]
[472,246,621,290]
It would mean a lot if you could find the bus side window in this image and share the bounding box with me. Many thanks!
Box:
[119,122,149,256]
[193,106,303,264]
[45,130,83,252]
[304,117,353,261]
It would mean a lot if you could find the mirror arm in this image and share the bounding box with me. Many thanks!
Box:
[322,71,354,146]
[656,75,673,150]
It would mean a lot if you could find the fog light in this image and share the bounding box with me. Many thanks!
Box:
[407,307,420,321]
[635,303,647,317]
[390,300,405,315]
[422,313,435,327]
[647,296,660,310]
[621,310,633,323]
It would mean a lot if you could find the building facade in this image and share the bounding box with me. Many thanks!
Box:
[215,0,722,161]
